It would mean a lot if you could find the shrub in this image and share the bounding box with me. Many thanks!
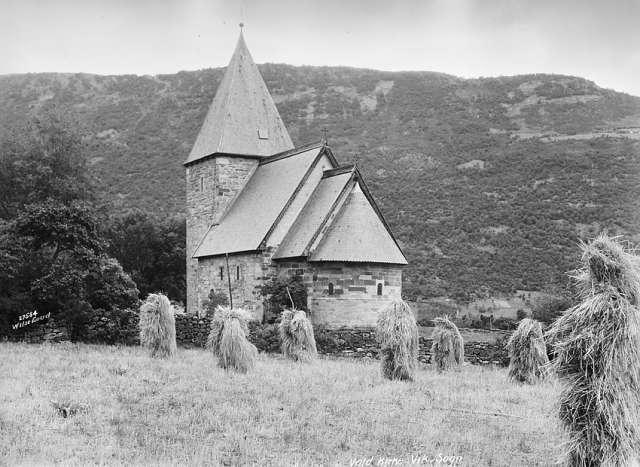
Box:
[203,288,229,317]
[431,316,464,372]
[547,234,640,466]
[491,317,518,330]
[139,293,177,358]
[506,318,548,384]
[258,275,307,323]
[206,306,257,373]
[376,300,419,381]
[279,308,317,361]
[532,294,572,324]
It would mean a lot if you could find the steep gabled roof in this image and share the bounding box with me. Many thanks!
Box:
[309,180,408,265]
[274,166,408,265]
[185,32,294,165]
[193,143,329,257]
[273,169,353,259]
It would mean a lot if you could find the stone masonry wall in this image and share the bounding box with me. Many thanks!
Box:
[172,317,510,366]
[186,156,258,315]
[4,315,509,366]
[196,253,267,321]
[276,261,403,328]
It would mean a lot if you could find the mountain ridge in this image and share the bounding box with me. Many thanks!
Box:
[1,65,639,301]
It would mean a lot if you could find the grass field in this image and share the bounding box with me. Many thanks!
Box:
[0,342,564,466]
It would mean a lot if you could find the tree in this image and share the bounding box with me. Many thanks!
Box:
[105,210,186,304]
[1,199,139,338]
[0,119,139,339]
[0,115,93,220]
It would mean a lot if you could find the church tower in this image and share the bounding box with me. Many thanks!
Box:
[184,29,294,314]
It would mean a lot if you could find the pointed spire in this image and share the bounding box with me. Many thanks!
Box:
[185,29,294,165]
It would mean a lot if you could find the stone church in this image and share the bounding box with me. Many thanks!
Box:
[185,30,407,327]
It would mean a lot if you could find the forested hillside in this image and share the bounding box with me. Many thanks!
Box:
[1,66,639,301]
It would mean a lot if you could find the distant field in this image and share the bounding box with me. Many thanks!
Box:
[0,342,564,466]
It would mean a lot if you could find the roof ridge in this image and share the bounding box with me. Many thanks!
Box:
[303,172,357,256]
[321,164,355,178]
[259,140,324,165]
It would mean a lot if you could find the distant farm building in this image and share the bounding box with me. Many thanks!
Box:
[185,31,407,327]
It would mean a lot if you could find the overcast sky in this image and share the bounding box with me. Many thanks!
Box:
[2,0,639,96]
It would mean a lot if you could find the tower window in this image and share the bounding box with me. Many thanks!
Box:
[328,283,334,295]
[236,266,240,281]
[377,283,383,296]
[219,267,224,280]
[200,177,204,191]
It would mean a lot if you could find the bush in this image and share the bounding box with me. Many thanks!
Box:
[532,294,572,324]
[258,275,307,324]
[87,307,139,345]
[491,317,518,330]
[203,288,229,317]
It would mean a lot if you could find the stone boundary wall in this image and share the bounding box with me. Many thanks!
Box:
[3,314,510,366]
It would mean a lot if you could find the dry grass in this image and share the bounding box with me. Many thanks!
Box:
[507,318,548,384]
[547,234,640,466]
[375,300,419,381]
[206,306,258,373]
[138,293,176,359]
[0,342,563,466]
[431,316,464,372]
[279,309,317,362]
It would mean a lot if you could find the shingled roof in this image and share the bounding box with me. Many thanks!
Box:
[273,170,353,259]
[193,143,329,257]
[184,31,294,165]
[309,182,408,265]
[274,167,408,265]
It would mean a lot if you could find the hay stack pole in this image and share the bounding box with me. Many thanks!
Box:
[139,293,177,358]
[376,300,419,381]
[548,234,640,466]
[206,306,257,373]
[506,318,548,384]
[430,316,464,372]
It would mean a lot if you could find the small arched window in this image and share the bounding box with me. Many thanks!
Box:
[200,177,204,191]
[377,283,383,296]
[236,265,240,281]
[328,283,334,295]
[219,267,224,280]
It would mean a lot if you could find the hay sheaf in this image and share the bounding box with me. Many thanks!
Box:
[506,318,548,384]
[139,293,177,359]
[431,316,464,372]
[375,300,419,381]
[279,309,317,362]
[548,234,640,466]
[206,306,257,373]
[572,234,640,303]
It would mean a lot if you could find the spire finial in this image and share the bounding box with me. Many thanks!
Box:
[321,127,328,145]
[239,22,244,32]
